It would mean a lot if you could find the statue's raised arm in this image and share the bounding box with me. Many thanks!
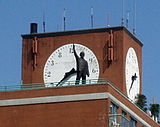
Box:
[73,44,78,59]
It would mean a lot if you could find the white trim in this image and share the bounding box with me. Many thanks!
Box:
[0,92,151,127]
[0,92,108,106]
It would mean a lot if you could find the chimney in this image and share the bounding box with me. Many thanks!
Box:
[30,23,38,34]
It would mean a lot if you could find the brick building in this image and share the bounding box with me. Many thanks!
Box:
[0,26,159,127]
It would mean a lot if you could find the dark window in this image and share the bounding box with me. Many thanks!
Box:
[110,103,118,114]
[122,111,128,126]
[130,117,137,127]
[122,110,127,116]
[109,102,119,126]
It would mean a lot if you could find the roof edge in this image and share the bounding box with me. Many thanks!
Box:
[21,26,143,46]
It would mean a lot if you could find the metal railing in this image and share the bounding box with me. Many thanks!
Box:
[0,78,109,92]
[109,114,130,127]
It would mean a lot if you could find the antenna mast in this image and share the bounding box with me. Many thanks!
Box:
[43,12,46,33]
[133,0,136,34]
[152,97,157,104]
[63,8,66,31]
[107,13,111,27]
[126,11,130,28]
[91,7,94,28]
[121,0,125,26]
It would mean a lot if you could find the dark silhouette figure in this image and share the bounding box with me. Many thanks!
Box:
[73,44,89,84]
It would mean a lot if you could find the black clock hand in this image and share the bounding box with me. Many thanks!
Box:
[129,79,134,93]
[129,73,137,93]
[57,68,77,86]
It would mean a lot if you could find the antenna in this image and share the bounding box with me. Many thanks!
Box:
[63,8,66,31]
[91,7,94,28]
[121,0,125,26]
[126,11,130,28]
[133,0,136,34]
[43,12,46,33]
[152,97,157,104]
[107,13,111,27]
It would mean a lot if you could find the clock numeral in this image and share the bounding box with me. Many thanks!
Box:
[89,58,93,63]
[45,71,51,77]
[69,48,73,53]
[51,60,54,66]
[58,52,62,58]
[92,69,98,73]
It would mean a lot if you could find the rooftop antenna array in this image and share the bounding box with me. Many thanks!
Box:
[43,12,46,33]
[91,7,94,28]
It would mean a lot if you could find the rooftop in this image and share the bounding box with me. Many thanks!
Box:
[21,26,143,47]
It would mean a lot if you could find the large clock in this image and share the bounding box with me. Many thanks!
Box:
[125,47,140,101]
[43,43,99,87]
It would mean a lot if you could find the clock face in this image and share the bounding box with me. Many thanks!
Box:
[43,43,99,87]
[125,47,140,101]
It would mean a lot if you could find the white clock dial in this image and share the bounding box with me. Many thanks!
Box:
[125,47,140,101]
[43,43,99,87]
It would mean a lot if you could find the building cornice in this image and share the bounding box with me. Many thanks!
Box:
[21,26,143,47]
[0,92,152,127]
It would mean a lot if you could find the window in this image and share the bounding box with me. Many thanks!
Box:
[122,110,127,116]
[130,117,137,127]
[109,103,119,126]
[122,111,128,126]
[110,103,118,114]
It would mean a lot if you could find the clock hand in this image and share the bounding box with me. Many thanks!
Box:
[129,80,134,93]
[129,73,137,93]
[57,68,77,86]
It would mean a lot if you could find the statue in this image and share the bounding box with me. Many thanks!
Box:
[73,44,89,84]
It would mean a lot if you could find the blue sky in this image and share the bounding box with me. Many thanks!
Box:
[0,0,159,105]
